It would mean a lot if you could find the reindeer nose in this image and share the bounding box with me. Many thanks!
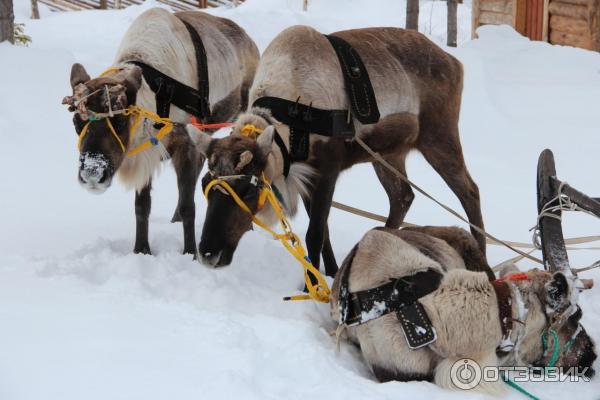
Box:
[79,153,112,189]
[80,167,107,185]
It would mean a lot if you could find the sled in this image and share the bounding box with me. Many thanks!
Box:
[536,149,600,273]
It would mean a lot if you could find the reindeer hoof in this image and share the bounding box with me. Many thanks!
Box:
[183,247,197,257]
[134,244,152,255]
[171,209,182,223]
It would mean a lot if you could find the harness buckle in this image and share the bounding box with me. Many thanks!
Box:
[330,110,354,138]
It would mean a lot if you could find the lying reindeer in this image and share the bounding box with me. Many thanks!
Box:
[330,226,596,394]
[190,25,484,274]
[63,8,258,255]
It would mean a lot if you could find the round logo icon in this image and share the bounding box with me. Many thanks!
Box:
[450,358,482,390]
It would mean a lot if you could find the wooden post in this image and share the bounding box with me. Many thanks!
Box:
[199,0,207,8]
[31,0,39,19]
[590,0,600,51]
[303,0,308,11]
[472,0,480,38]
[513,0,527,35]
[447,0,458,46]
[406,0,419,30]
[0,0,14,44]
[99,0,107,9]
[542,0,549,41]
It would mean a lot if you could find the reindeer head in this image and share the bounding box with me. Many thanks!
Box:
[189,124,275,267]
[63,63,142,194]
[502,268,596,377]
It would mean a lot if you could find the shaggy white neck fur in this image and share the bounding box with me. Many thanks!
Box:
[233,112,316,225]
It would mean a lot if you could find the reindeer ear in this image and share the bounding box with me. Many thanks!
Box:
[257,126,275,156]
[235,150,254,172]
[70,63,90,88]
[187,124,214,156]
[546,272,571,310]
[124,65,143,93]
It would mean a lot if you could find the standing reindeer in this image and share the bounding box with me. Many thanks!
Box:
[190,25,484,274]
[330,226,596,392]
[63,8,259,255]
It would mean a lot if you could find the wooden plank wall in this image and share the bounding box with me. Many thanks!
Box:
[589,0,600,50]
[473,0,599,51]
[472,0,514,37]
[548,0,595,49]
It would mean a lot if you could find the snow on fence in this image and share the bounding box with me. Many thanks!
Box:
[472,0,600,51]
[38,0,242,12]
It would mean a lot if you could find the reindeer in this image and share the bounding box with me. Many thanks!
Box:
[330,227,596,394]
[63,8,259,255]
[190,25,484,274]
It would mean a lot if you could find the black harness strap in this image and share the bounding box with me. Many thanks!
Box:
[336,235,440,349]
[126,17,210,122]
[341,269,442,327]
[250,34,379,161]
[325,34,380,124]
[128,61,209,120]
[252,96,354,161]
[178,18,210,120]
[273,128,291,178]
[252,97,354,138]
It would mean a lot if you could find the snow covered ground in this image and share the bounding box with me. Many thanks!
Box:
[1,0,600,399]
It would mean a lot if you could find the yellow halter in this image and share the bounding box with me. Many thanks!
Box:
[75,67,174,156]
[77,106,174,156]
[203,174,331,303]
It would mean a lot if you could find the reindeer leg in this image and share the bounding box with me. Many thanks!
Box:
[306,172,338,278]
[302,197,338,277]
[171,158,203,223]
[172,149,200,257]
[372,152,414,228]
[170,208,182,223]
[420,136,486,255]
[134,181,152,255]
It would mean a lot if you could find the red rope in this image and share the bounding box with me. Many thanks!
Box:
[495,272,530,282]
[190,116,234,130]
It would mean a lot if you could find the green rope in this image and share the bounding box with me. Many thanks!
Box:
[541,329,560,369]
[502,373,541,400]
[501,329,561,400]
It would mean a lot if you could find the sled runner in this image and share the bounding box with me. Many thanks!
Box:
[536,149,600,275]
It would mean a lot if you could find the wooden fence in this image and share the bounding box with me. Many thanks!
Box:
[38,0,241,12]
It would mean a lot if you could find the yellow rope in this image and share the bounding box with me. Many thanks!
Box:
[123,107,173,156]
[106,118,127,153]
[99,67,121,77]
[239,124,263,139]
[76,105,174,156]
[203,176,332,303]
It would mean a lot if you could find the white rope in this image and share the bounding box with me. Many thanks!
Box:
[104,85,114,118]
[73,87,103,107]
[354,137,544,265]
[352,137,600,276]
